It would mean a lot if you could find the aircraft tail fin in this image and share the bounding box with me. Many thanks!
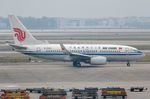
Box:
[8,15,43,45]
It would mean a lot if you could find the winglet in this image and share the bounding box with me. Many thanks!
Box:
[60,44,71,54]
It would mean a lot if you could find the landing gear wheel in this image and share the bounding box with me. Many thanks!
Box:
[127,62,130,67]
[73,61,81,67]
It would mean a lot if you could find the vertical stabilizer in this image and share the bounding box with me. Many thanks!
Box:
[8,15,43,45]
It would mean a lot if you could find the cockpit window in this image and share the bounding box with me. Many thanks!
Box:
[134,50,142,53]
[137,50,142,53]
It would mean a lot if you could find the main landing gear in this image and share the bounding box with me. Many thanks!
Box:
[127,61,130,67]
[73,61,81,67]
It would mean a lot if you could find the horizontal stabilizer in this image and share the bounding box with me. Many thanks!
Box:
[9,44,27,49]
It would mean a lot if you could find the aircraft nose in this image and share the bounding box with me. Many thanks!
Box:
[140,51,145,58]
[142,53,145,57]
[138,50,145,57]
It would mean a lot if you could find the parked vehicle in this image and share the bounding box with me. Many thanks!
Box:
[101,87,127,99]
[0,89,30,99]
[130,87,148,92]
[26,88,45,93]
[72,87,98,99]
[39,88,67,99]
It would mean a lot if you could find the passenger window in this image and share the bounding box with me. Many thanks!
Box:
[36,47,41,52]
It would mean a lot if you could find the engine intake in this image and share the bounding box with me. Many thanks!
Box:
[90,56,107,65]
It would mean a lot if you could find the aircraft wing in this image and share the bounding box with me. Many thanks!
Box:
[60,43,71,54]
[60,44,91,60]
[70,53,91,60]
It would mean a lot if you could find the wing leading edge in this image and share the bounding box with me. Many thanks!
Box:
[60,43,91,61]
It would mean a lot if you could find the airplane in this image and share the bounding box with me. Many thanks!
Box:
[8,15,145,67]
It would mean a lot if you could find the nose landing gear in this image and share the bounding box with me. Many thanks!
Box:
[127,61,130,67]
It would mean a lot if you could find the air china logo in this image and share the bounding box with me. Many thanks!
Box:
[13,28,26,42]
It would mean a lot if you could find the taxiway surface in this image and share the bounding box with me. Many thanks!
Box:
[0,62,150,98]
[0,62,149,87]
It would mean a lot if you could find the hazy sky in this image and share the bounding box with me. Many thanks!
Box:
[0,0,150,18]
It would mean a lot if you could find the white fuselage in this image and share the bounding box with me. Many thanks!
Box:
[18,44,144,62]
[8,15,145,66]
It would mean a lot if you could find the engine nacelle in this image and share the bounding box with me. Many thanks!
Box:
[90,56,107,65]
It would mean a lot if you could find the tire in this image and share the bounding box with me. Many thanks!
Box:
[73,61,81,67]
[74,96,78,99]
[93,96,96,99]
[122,96,125,98]
[127,62,130,67]
[76,62,81,67]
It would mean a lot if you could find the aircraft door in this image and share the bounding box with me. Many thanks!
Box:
[125,48,129,59]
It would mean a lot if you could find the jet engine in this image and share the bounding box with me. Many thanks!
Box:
[90,56,107,65]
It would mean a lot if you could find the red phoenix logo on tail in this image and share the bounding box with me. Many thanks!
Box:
[13,28,26,42]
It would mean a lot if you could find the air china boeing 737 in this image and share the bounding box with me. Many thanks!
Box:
[8,15,145,67]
